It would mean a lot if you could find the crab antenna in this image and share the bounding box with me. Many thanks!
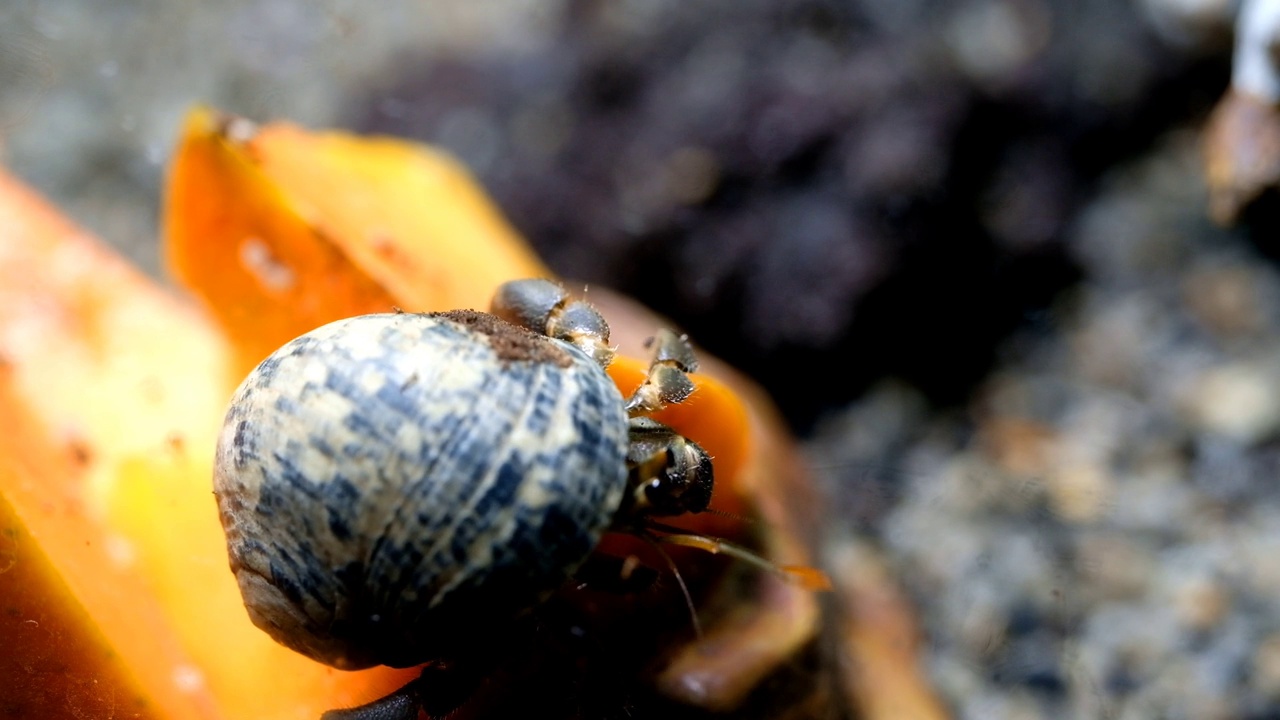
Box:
[644,521,834,592]
[700,507,754,524]
[640,532,704,639]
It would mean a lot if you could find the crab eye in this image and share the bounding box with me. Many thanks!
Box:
[679,446,715,514]
[643,440,713,516]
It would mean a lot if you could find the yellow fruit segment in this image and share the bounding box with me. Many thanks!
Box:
[164,107,549,376]
[0,460,159,720]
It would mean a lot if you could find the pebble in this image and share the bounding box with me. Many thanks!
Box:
[814,135,1280,718]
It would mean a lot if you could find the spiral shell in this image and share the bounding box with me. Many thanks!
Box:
[213,310,629,670]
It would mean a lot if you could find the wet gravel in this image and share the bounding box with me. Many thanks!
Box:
[812,133,1280,719]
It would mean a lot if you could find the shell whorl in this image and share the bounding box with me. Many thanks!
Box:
[214,312,629,669]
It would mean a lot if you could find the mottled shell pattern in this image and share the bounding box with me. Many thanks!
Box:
[213,310,629,670]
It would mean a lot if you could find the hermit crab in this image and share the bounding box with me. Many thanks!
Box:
[213,279,833,719]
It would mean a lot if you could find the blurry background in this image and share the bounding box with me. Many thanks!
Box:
[4,1,1279,718]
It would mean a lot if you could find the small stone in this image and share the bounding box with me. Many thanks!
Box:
[1179,362,1280,443]
[1048,461,1113,523]
[1075,534,1155,601]
[1254,634,1280,698]
[979,416,1058,478]
[1182,264,1266,337]
[1170,576,1229,631]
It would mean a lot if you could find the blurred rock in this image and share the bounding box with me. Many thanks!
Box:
[813,135,1280,719]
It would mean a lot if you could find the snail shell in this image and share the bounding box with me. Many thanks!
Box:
[213,310,629,670]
